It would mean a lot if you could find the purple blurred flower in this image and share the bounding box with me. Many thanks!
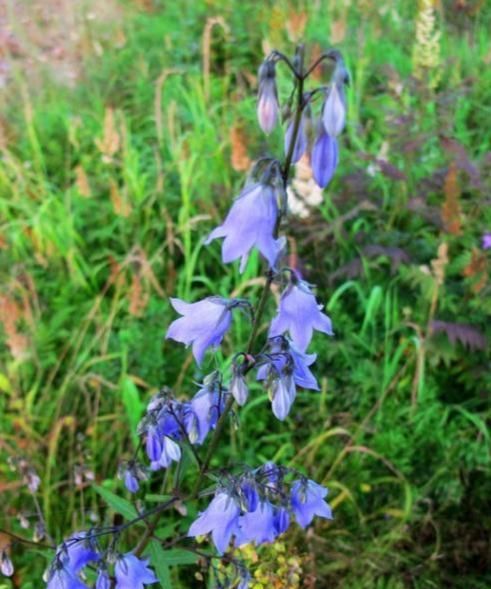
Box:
[60,532,99,573]
[0,552,13,576]
[206,183,283,273]
[96,571,111,589]
[290,479,333,528]
[284,115,308,163]
[482,233,491,250]
[230,366,249,406]
[240,480,259,512]
[322,83,346,137]
[150,436,181,469]
[114,554,157,589]
[311,127,338,188]
[269,275,333,351]
[271,372,296,421]
[274,506,290,535]
[124,470,139,493]
[189,377,224,444]
[257,61,279,134]
[235,501,277,546]
[47,568,90,589]
[166,296,234,365]
[145,425,162,462]
[257,337,319,391]
[238,570,252,589]
[188,491,240,554]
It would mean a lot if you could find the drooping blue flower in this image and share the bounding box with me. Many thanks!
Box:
[166,296,234,365]
[205,183,283,273]
[114,554,157,589]
[59,532,100,573]
[188,491,240,554]
[257,60,279,134]
[290,479,333,528]
[235,501,277,547]
[269,275,333,352]
[47,567,90,589]
[311,127,338,188]
[257,337,319,391]
[482,232,491,250]
[284,115,308,163]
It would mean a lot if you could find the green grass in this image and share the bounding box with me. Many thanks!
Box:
[1,0,490,587]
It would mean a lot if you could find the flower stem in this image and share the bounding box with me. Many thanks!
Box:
[131,43,307,558]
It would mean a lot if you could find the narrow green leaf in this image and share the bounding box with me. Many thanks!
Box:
[147,540,173,588]
[93,485,138,520]
[121,376,145,446]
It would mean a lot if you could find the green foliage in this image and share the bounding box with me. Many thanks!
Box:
[0,0,490,588]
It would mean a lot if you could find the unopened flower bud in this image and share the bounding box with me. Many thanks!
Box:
[0,552,14,576]
[230,368,249,406]
[257,60,279,134]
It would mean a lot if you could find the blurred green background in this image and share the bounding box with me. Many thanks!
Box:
[0,0,490,587]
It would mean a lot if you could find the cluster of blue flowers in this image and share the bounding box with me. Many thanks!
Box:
[46,533,156,589]
[188,464,332,554]
[41,45,347,589]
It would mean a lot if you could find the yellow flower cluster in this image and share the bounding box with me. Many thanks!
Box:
[239,542,303,589]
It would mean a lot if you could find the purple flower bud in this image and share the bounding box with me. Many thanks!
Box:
[188,491,240,554]
[284,116,308,163]
[0,552,14,576]
[230,368,249,406]
[322,83,346,137]
[290,479,333,528]
[124,470,140,493]
[115,553,157,589]
[96,570,111,589]
[205,183,283,273]
[311,127,338,188]
[118,461,147,493]
[257,61,279,134]
[270,372,296,421]
[269,274,333,352]
[238,570,252,589]
[166,296,234,365]
[145,425,162,462]
[482,232,491,250]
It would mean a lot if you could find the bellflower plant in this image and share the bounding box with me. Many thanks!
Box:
[269,271,334,351]
[205,180,284,273]
[29,43,348,589]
